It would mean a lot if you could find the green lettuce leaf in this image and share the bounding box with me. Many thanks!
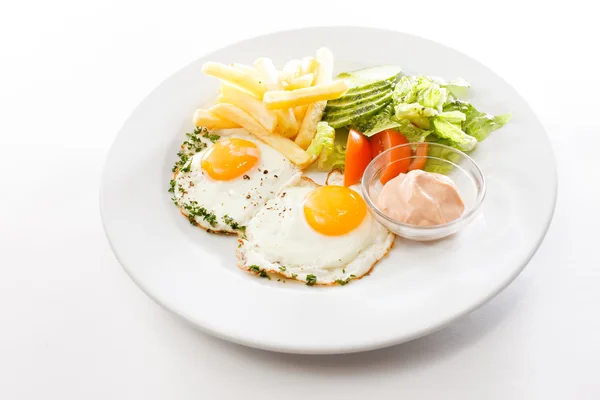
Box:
[352,104,433,143]
[394,103,437,129]
[423,135,462,175]
[395,119,432,143]
[428,76,471,99]
[430,111,477,152]
[306,122,346,171]
[444,100,511,141]
[393,76,449,111]
[352,104,400,137]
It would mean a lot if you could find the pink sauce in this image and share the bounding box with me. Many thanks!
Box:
[377,169,465,226]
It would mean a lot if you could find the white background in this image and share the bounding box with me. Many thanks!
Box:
[1,0,598,398]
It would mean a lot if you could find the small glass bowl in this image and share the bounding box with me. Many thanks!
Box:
[361,142,486,241]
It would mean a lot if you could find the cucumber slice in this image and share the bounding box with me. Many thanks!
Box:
[325,102,390,129]
[338,65,403,88]
[345,80,393,95]
[327,85,392,107]
[325,93,393,119]
[324,96,393,128]
[325,91,393,113]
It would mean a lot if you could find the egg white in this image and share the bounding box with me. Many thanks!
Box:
[236,172,395,285]
[172,130,299,233]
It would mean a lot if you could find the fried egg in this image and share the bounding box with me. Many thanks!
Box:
[172,129,298,233]
[236,171,395,285]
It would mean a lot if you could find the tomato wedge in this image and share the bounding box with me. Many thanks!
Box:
[369,129,410,184]
[408,143,429,171]
[344,129,372,187]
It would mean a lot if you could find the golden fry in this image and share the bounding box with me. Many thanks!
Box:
[210,103,312,167]
[220,83,277,132]
[193,109,240,129]
[300,56,318,75]
[202,62,267,99]
[284,73,315,90]
[263,79,347,109]
[253,58,282,90]
[295,47,335,149]
[274,108,298,138]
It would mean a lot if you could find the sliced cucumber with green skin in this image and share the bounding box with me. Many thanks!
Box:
[325,93,393,119]
[325,102,390,129]
[337,65,403,88]
[327,85,392,107]
[325,91,393,113]
[345,80,393,95]
[324,97,393,128]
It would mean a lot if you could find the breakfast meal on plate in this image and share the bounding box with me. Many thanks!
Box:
[168,47,511,285]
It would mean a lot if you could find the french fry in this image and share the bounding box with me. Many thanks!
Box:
[284,73,315,90]
[263,79,348,109]
[253,58,282,90]
[210,103,312,167]
[295,47,335,149]
[274,108,298,138]
[300,56,318,75]
[220,83,277,132]
[293,105,308,126]
[202,62,267,99]
[279,71,295,85]
[231,63,260,78]
[193,109,240,129]
[282,60,302,77]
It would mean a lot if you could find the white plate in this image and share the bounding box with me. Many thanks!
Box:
[100,27,556,354]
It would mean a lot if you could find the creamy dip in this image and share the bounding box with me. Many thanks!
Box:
[377,169,465,226]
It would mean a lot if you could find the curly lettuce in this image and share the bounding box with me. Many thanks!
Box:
[430,111,477,152]
[306,122,346,171]
[391,75,509,152]
[444,100,511,142]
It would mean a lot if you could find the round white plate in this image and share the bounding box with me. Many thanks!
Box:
[100,27,556,354]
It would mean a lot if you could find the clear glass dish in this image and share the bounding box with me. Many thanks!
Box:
[361,142,486,241]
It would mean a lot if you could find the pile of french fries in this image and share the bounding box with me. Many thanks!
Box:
[193,47,348,168]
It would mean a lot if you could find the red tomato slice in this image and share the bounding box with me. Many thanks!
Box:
[344,129,372,187]
[408,143,429,171]
[369,129,410,184]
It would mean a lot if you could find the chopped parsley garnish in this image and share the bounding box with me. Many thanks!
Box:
[182,202,217,227]
[259,270,270,279]
[180,161,192,173]
[202,130,220,143]
[168,179,176,193]
[171,126,217,173]
[279,266,286,272]
[335,276,355,286]
[248,265,270,279]
[306,274,317,286]
[222,214,245,231]
[291,273,298,279]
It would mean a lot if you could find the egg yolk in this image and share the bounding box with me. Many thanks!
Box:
[303,186,367,236]
[201,138,260,180]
